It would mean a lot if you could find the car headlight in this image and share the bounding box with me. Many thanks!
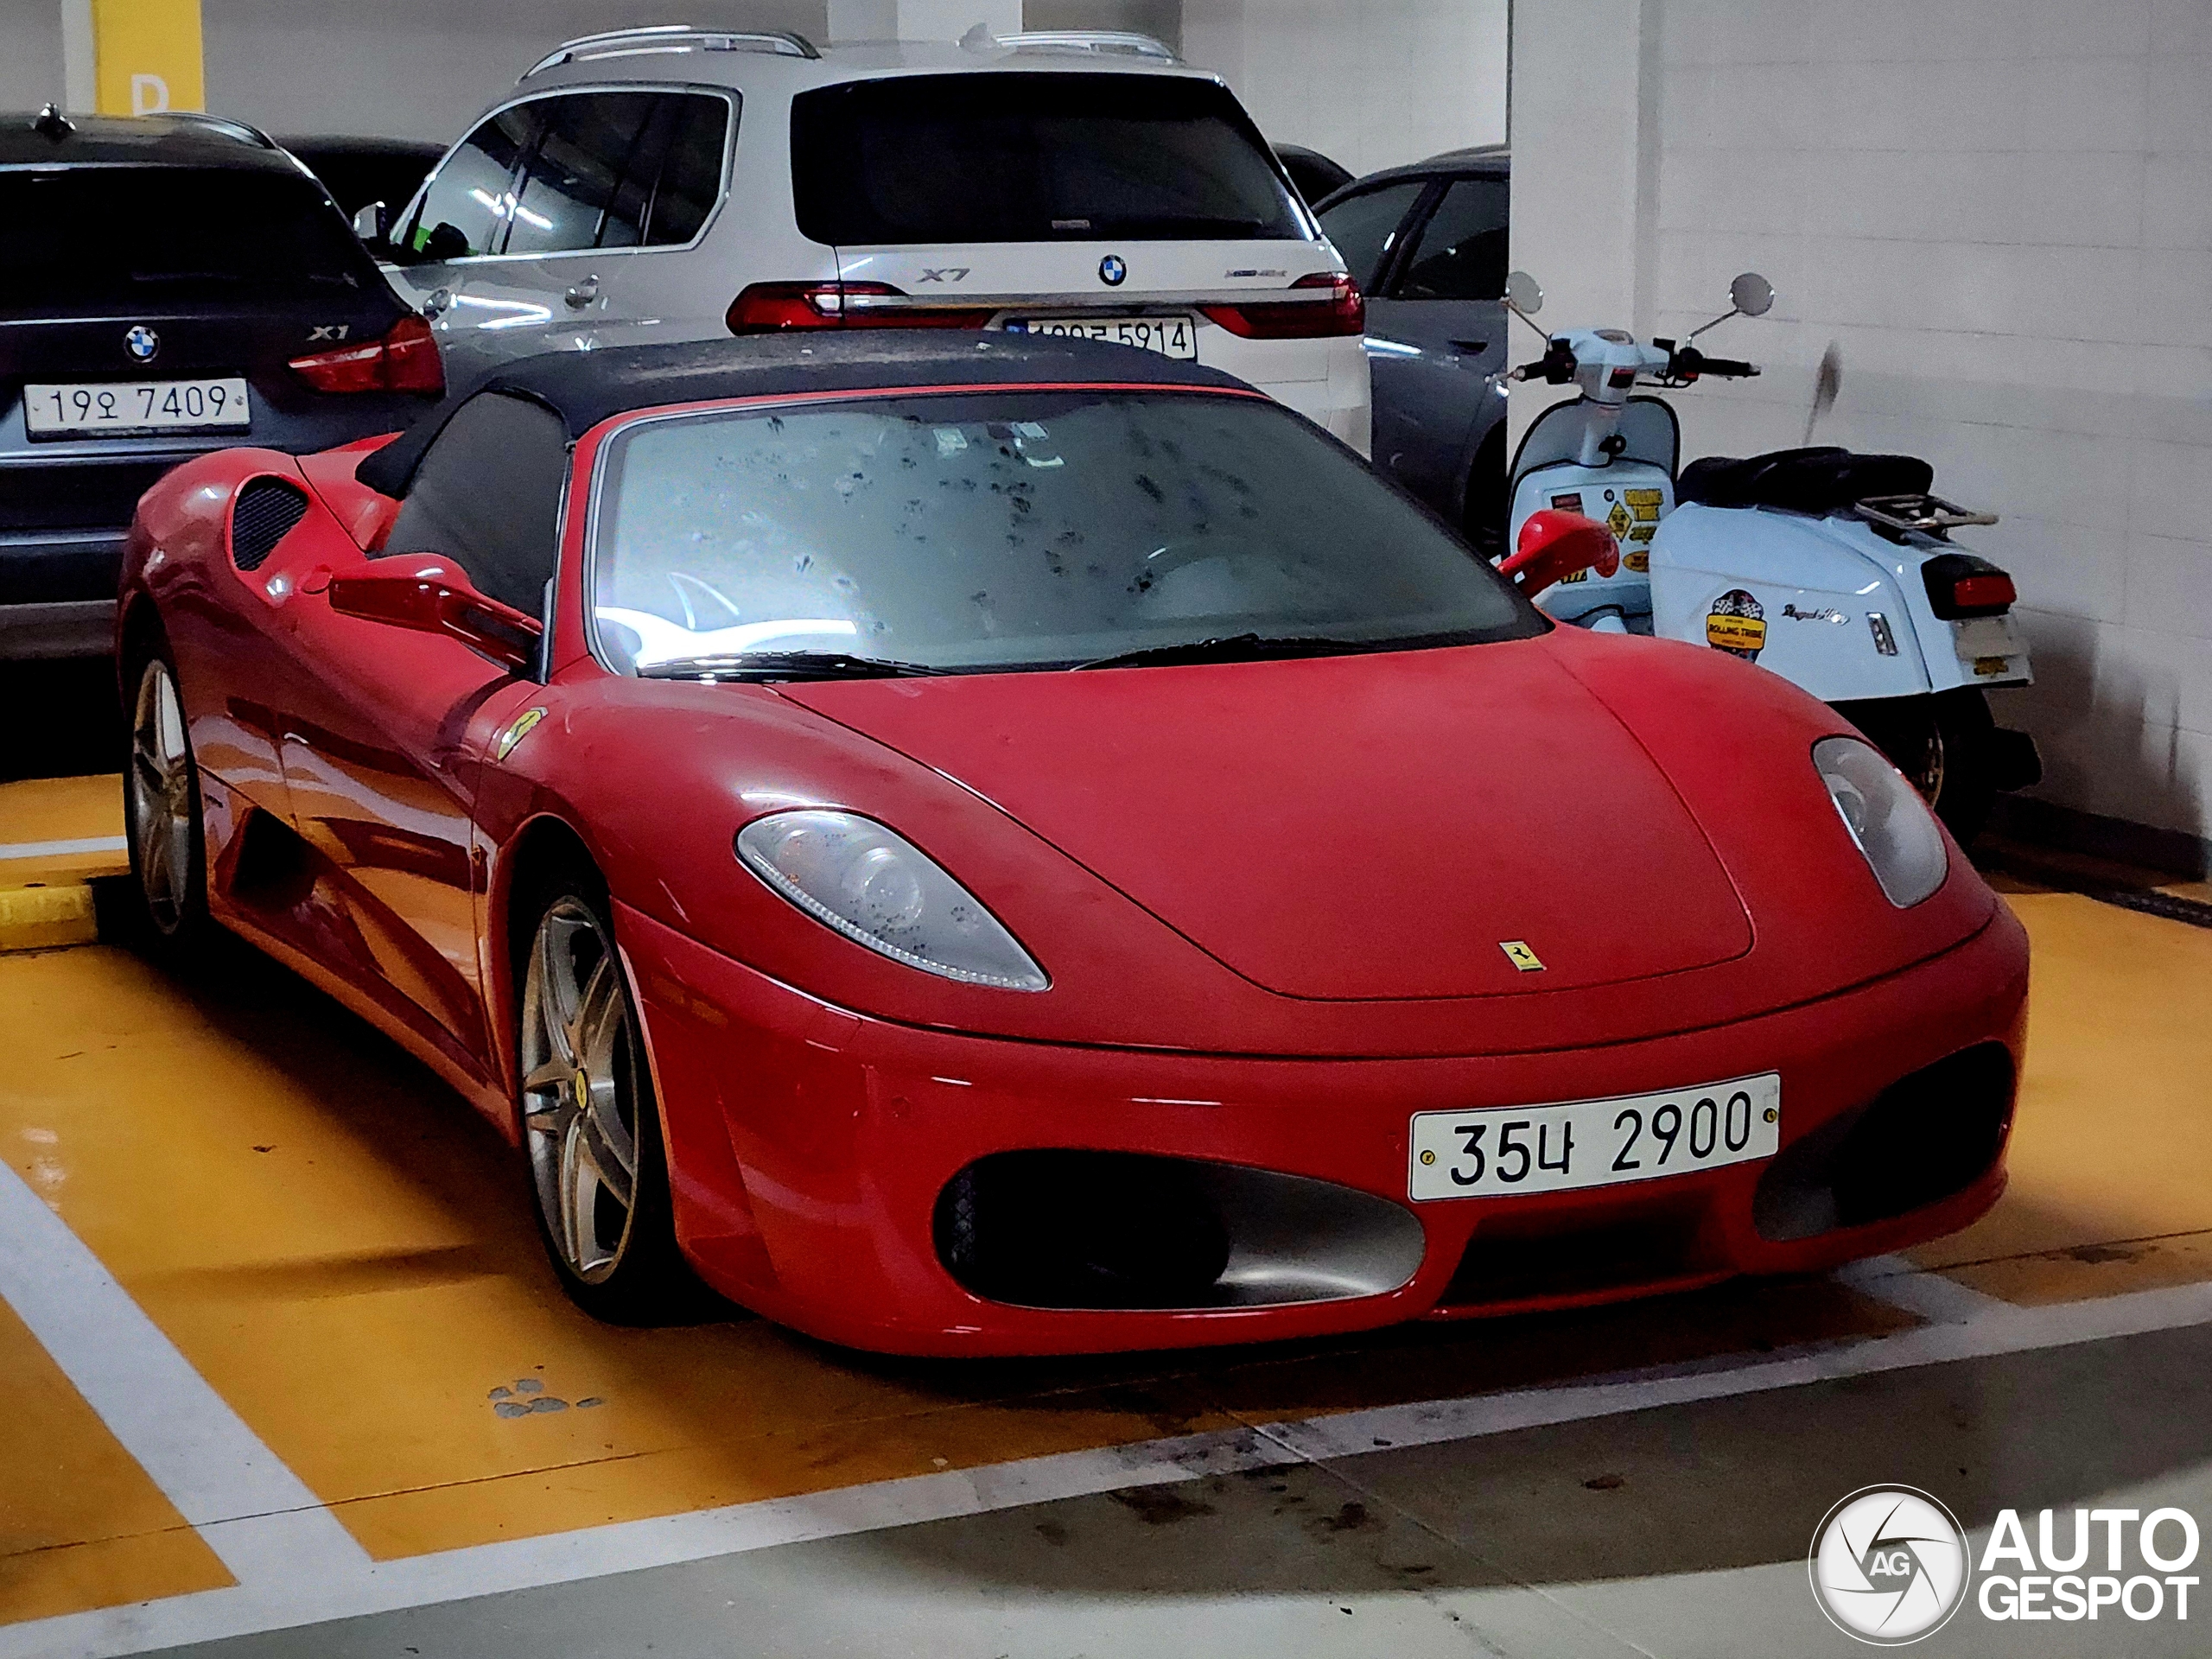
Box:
[1812,736,1948,907]
[735,810,1050,991]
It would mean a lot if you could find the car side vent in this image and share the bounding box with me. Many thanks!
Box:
[231,478,309,573]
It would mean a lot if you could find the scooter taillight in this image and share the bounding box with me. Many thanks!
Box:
[1923,552,2016,619]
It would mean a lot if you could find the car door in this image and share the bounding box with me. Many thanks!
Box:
[1317,176,1433,472]
[274,391,569,1075]
[1355,175,1511,532]
[444,89,736,361]
[382,101,543,384]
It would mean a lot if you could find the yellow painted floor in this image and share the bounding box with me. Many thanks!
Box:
[2,772,2209,1625]
[0,1298,232,1623]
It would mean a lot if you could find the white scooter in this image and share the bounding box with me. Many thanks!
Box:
[1499,270,2039,842]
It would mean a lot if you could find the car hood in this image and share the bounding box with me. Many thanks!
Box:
[776,639,1753,1001]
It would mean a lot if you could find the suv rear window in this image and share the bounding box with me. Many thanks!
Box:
[791,73,1305,245]
[0,168,370,309]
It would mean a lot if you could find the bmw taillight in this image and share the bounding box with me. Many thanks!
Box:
[1199,272,1365,340]
[289,315,444,395]
[1923,552,2017,619]
[726,282,995,334]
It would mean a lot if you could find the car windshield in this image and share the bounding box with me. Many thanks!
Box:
[790,73,1306,244]
[588,391,1541,677]
[0,168,368,309]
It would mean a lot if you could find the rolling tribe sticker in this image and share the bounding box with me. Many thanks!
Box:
[1706,588,1768,660]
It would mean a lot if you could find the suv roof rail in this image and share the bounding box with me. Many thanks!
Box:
[961,26,1180,62]
[521,25,819,80]
[163,111,277,148]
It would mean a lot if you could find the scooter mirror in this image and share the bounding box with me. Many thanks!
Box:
[1729,272,1776,318]
[1505,270,1544,315]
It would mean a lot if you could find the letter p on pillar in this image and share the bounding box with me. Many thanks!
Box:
[84,0,207,118]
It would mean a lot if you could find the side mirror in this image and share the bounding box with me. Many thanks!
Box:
[1728,271,1776,318]
[327,559,541,675]
[352,200,390,246]
[1505,269,1544,315]
[1498,510,1618,598]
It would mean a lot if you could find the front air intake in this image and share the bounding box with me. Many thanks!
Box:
[230,478,308,573]
[935,1151,1426,1311]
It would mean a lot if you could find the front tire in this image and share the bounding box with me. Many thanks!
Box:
[123,647,210,948]
[516,870,690,1323]
[1840,689,1998,846]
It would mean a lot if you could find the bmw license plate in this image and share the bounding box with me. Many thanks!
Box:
[1408,1072,1781,1201]
[1004,315,1198,359]
[25,378,251,438]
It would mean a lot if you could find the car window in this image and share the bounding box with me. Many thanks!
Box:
[401,104,541,261]
[645,93,731,246]
[791,73,1304,245]
[1316,181,1426,292]
[505,92,660,256]
[589,391,1538,677]
[0,168,371,309]
[382,392,569,615]
[1395,176,1509,302]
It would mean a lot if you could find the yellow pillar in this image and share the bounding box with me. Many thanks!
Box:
[90,0,206,118]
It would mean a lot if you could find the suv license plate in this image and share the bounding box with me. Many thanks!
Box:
[26,378,251,438]
[1408,1073,1782,1201]
[1005,315,1198,359]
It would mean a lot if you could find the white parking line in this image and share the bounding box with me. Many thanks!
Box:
[0,836,128,861]
[4,1197,2211,1659]
[0,1161,369,1590]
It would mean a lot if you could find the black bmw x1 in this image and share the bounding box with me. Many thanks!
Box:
[0,108,442,659]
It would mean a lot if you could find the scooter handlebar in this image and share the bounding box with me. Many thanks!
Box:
[1694,356,1759,378]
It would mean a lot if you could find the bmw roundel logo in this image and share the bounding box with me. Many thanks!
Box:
[124,325,159,362]
[1098,254,1127,287]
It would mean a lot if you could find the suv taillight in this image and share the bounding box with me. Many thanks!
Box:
[1200,272,1365,340]
[726,282,995,334]
[289,315,444,395]
[1923,552,2017,619]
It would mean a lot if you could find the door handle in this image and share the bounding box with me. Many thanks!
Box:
[564,276,601,310]
[1450,338,1490,354]
[422,287,453,320]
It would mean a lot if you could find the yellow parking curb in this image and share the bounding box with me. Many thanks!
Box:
[0,884,99,951]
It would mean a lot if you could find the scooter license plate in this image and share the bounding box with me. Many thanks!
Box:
[1408,1073,1781,1201]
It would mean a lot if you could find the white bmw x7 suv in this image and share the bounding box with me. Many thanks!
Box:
[372,26,1371,453]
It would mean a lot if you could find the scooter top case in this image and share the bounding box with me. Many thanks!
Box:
[1507,397,1677,628]
[1649,490,2033,704]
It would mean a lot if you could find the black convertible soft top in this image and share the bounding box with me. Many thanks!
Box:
[355,333,1254,499]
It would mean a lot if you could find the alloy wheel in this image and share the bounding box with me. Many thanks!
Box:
[128,658,196,935]
[520,897,646,1284]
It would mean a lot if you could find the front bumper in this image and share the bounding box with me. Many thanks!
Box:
[622,900,2030,1357]
[0,527,126,658]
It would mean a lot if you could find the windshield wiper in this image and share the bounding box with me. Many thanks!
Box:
[1073,632,1363,671]
[638,651,951,683]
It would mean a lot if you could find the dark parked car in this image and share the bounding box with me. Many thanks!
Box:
[1273,142,1352,208]
[0,108,442,658]
[277,134,443,225]
[1316,146,1509,556]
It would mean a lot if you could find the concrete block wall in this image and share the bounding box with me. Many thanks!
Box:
[1514,0,2212,859]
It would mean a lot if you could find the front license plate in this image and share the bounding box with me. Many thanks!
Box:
[1005,315,1198,359]
[25,378,252,438]
[1408,1072,1782,1202]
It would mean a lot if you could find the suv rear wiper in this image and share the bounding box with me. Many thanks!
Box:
[638,651,951,682]
[1073,632,1362,671]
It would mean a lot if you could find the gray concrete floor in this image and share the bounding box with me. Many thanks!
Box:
[154,1322,2212,1659]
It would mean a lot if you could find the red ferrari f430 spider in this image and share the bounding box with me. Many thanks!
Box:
[117,334,2027,1355]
